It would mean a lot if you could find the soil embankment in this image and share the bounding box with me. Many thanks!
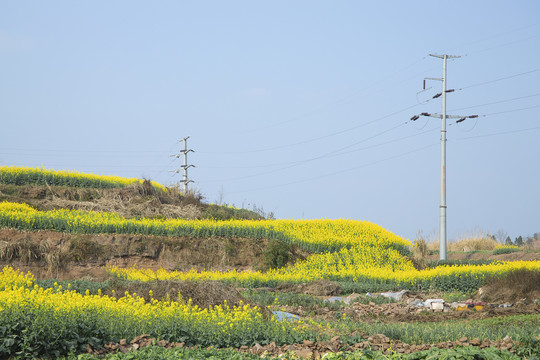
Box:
[0,228,307,280]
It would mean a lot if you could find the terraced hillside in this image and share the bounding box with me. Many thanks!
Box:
[0,166,539,359]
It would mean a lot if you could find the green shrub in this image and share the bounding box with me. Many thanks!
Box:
[203,204,263,220]
[263,239,293,270]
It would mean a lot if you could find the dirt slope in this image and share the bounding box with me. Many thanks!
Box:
[0,228,308,280]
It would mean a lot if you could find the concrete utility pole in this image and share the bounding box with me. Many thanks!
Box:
[426,54,458,260]
[170,137,194,193]
[411,55,478,260]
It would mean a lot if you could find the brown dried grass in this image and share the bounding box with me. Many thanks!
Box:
[0,237,44,263]
[478,269,540,303]
[448,237,498,252]
[108,279,249,310]
[275,280,342,296]
[427,236,499,252]
[0,235,72,274]
[28,182,204,220]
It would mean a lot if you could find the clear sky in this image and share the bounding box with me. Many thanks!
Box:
[1,1,539,242]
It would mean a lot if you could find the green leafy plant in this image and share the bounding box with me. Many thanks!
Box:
[263,239,293,270]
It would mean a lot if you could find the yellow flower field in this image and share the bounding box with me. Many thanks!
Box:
[2,201,539,292]
[0,201,408,253]
[107,259,540,292]
[0,165,165,190]
[0,266,309,356]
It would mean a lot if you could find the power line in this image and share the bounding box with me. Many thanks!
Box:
[0,151,169,158]
[415,67,540,105]
[0,147,172,154]
[199,102,537,179]
[228,143,438,194]
[198,68,539,156]
[198,126,440,170]
[449,93,540,112]
[458,68,540,90]
[454,125,540,141]
[253,56,427,131]
[463,33,540,57]
[449,21,540,54]
[483,105,540,116]
[199,103,421,155]
[243,67,538,160]
[328,127,439,158]
[199,120,411,183]
[412,99,539,127]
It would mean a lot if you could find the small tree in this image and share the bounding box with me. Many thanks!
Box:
[515,236,524,247]
[505,236,513,246]
[495,229,508,244]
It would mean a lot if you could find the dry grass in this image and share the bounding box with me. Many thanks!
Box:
[0,182,204,220]
[425,229,499,252]
[275,280,342,296]
[411,238,429,269]
[0,236,71,276]
[107,279,249,310]
[478,269,540,302]
[0,237,44,263]
[448,237,498,252]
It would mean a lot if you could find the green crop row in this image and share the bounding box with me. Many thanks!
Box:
[0,201,409,254]
[330,314,540,345]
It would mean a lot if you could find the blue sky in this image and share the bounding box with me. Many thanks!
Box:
[1,1,539,242]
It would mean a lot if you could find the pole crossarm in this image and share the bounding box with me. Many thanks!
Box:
[429,54,461,59]
[424,114,467,119]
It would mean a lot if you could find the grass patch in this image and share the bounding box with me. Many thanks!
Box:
[36,278,112,295]
[330,314,540,345]
[493,246,521,255]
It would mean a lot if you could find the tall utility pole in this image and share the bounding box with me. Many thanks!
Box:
[170,136,194,193]
[425,54,459,260]
[411,55,478,260]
